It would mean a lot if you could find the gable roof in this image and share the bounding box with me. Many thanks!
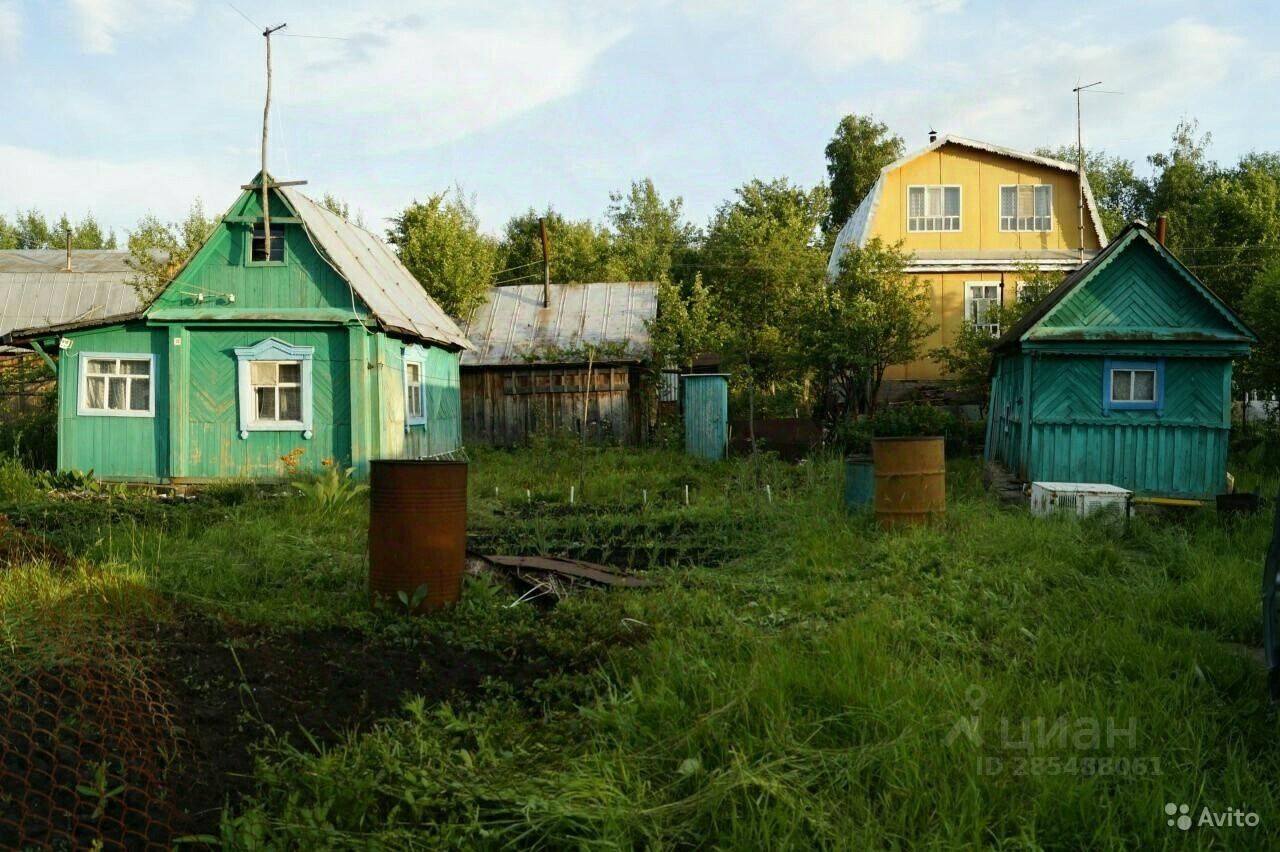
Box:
[461,282,657,366]
[0,250,142,351]
[277,186,470,349]
[827,135,1109,278]
[992,222,1257,353]
[3,177,470,351]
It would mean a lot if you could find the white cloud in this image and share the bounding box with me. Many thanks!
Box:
[272,4,631,152]
[68,0,193,54]
[0,145,240,236]
[847,18,1253,156]
[685,0,964,70]
[0,0,21,59]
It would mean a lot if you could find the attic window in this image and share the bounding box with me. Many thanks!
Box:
[1104,359,1164,413]
[250,223,286,263]
[907,185,961,232]
[1000,185,1051,231]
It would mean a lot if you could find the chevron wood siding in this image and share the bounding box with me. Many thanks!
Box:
[1039,242,1233,336]
[985,228,1249,499]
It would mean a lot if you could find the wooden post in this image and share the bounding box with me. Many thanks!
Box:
[261,23,286,259]
[539,217,551,308]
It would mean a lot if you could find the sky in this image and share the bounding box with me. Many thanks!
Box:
[1,0,1278,241]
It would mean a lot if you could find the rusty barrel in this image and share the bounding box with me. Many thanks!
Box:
[872,436,945,528]
[369,460,467,612]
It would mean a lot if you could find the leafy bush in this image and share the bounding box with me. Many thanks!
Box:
[292,466,368,508]
[829,404,985,455]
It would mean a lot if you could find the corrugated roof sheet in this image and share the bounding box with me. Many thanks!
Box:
[280,187,471,350]
[461,282,657,366]
[0,250,142,344]
[827,134,1109,279]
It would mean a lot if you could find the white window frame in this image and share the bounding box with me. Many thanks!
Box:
[234,338,314,438]
[77,352,156,418]
[404,351,426,427]
[907,184,962,232]
[999,184,1052,232]
[964,281,1003,335]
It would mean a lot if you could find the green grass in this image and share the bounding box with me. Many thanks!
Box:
[3,447,1280,848]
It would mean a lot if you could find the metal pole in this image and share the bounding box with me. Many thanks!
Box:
[1072,81,1101,262]
[539,217,551,308]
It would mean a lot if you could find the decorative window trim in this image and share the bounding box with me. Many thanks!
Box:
[964,281,1003,335]
[999,184,1052,232]
[246,223,287,266]
[77,352,156,418]
[1104,358,1164,414]
[906,184,962,232]
[403,350,427,428]
[234,338,314,438]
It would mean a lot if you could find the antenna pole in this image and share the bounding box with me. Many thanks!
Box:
[1072,81,1101,262]
[261,23,287,259]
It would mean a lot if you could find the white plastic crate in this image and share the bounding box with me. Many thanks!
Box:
[1029,482,1133,520]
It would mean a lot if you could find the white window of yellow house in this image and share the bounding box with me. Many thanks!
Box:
[251,361,303,424]
[907,185,961,232]
[1000,185,1052,231]
[964,282,1002,335]
[78,354,154,417]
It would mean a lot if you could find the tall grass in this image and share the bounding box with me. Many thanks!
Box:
[218,449,1280,849]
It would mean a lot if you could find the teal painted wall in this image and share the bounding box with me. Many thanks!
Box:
[180,327,351,480]
[682,374,728,461]
[988,352,1232,498]
[58,323,169,481]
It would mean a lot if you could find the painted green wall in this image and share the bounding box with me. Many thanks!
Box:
[58,323,170,481]
[180,327,351,480]
[988,350,1233,498]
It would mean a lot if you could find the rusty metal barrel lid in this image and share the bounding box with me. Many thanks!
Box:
[368,459,468,613]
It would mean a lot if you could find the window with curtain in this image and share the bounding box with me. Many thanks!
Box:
[250,361,303,423]
[1000,185,1052,231]
[965,282,1002,335]
[79,355,154,416]
[907,185,961,232]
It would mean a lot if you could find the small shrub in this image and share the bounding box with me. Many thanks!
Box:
[292,466,368,508]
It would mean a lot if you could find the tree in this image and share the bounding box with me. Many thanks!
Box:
[1034,146,1146,239]
[648,273,721,373]
[802,238,935,421]
[320,194,366,228]
[387,188,497,319]
[700,178,829,446]
[495,208,617,285]
[126,200,217,301]
[928,266,1061,414]
[1242,259,1280,416]
[0,210,116,249]
[823,114,904,237]
[605,179,696,281]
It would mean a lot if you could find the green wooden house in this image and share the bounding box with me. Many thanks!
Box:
[985,222,1256,500]
[4,174,471,483]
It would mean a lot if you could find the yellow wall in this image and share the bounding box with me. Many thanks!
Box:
[868,143,1103,382]
[868,144,1103,253]
[885,272,1019,381]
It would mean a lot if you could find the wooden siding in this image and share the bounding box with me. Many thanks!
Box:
[868,144,1102,253]
[58,323,170,481]
[461,365,648,446]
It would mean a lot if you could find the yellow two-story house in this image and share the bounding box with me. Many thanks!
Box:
[827,134,1107,385]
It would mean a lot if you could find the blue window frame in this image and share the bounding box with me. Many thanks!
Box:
[234,338,315,438]
[1104,358,1164,413]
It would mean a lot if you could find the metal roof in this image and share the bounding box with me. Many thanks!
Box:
[461,282,657,366]
[0,250,142,350]
[280,187,472,350]
[827,134,1110,279]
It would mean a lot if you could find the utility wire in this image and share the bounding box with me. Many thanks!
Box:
[225,2,259,30]
[490,260,544,277]
[492,272,544,287]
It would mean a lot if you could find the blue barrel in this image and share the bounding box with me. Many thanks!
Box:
[681,374,729,461]
[844,454,875,511]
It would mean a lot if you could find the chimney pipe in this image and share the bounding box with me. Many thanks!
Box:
[539,217,551,308]
[928,128,938,143]
[1155,215,1168,246]
[64,227,73,272]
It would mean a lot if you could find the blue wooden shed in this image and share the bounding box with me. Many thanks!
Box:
[985,222,1257,500]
